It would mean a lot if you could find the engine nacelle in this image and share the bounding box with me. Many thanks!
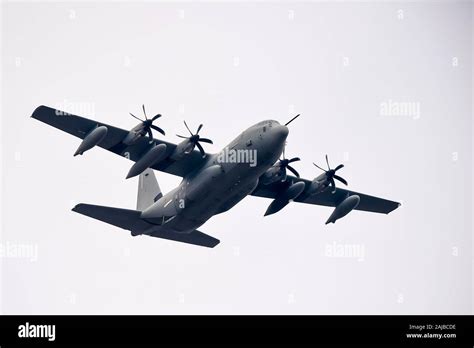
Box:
[308,175,330,195]
[326,195,360,224]
[74,125,108,156]
[170,139,195,160]
[261,166,285,185]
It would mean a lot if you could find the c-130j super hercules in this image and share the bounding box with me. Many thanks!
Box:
[32,105,400,248]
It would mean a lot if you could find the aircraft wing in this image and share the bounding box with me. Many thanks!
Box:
[251,176,400,214]
[31,105,208,177]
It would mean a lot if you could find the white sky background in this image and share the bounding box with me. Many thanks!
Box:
[1,1,472,314]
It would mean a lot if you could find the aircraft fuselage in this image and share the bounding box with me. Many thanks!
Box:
[140,120,289,234]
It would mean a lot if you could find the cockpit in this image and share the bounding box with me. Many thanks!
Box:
[255,120,278,126]
[253,120,279,132]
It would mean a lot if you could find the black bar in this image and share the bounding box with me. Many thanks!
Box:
[0,315,473,347]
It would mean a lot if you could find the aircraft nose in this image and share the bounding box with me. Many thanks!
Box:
[274,125,289,140]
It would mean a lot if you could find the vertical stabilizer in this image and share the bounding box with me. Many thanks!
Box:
[137,168,162,211]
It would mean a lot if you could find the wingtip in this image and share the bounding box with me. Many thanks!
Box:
[388,201,402,214]
[31,105,47,119]
[71,203,84,212]
[209,240,221,248]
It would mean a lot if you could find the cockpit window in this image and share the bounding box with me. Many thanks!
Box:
[256,120,275,127]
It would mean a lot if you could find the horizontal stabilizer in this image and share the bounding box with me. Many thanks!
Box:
[72,203,150,234]
[72,203,219,247]
[149,229,220,248]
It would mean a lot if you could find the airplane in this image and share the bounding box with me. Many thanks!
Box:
[31,105,401,248]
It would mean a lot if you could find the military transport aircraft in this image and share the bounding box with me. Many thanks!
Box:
[31,105,400,248]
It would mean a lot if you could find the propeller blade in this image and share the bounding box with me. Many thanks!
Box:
[142,104,148,119]
[284,114,300,126]
[313,162,327,172]
[329,177,336,193]
[287,165,300,178]
[150,124,165,136]
[288,157,300,163]
[129,113,143,122]
[176,134,188,139]
[334,175,348,185]
[325,154,330,170]
[152,114,161,121]
[198,138,213,144]
[146,127,154,140]
[183,120,193,136]
[196,124,203,134]
[335,164,344,171]
[196,142,206,157]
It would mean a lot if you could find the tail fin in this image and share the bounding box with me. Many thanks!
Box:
[137,168,162,211]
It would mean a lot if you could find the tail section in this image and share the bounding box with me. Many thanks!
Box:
[73,169,219,247]
[72,203,220,248]
[137,168,162,211]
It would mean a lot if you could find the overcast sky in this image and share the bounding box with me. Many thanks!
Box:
[1,1,472,314]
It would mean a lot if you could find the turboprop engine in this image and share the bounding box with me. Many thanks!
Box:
[172,121,213,159]
[123,104,166,146]
[261,151,301,185]
[261,166,286,185]
[309,155,348,195]
[326,195,360,224]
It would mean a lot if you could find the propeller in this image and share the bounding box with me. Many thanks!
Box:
[129,104,166,140]
[176,121,213,157]
[313,155,347,193]
[277,147,301,178]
